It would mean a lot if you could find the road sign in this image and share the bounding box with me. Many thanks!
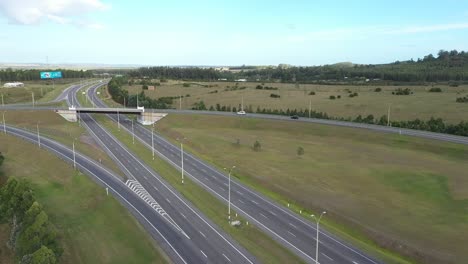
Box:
[40,71,62,79]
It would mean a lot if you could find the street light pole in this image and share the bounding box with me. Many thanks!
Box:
[36,123,40,148]
[2,112,6,134]
[117,111,120,130]
[73,140,76,169]
[311,211,326,264]
[32,92,35,107]
[151,126,154,160]
[225,166,236,223]
[131,119,134,144]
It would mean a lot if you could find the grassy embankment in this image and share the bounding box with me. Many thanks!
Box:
[0,79,83,105]
[0,133,169,263]
[123,81,468,124]
[2,110,125,179]
[98,116,305,264]
[153,114,468,264]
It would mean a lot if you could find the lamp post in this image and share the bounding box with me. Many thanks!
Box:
[73,139,76,169]
[311,211,326,264]
[151,126,155,160]
[224,166,236,223]
[131,119,134,144]
[36,123,41,148]
[2,112,5,134]
[177,137,187,184]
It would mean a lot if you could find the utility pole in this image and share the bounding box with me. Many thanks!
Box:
[36,123,40,148]
[2,112,6,134]
[311,211,326,264]
[177,137,187,184]
[309,98,312,118]
[32,92,35,107]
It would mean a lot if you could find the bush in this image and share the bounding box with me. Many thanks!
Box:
[309,91,316,95]
[337,95,341,99]
[183,83,191,87]
[374,88,382,92]
[329,95,336,100]
[142,85,148,90]
[456,96,468,103]
[393,88,412,95]
[253,140,261,151]
[255,85,263,90]
[270,93,281,98]
[429,87,442,92]
[297,147,304,156]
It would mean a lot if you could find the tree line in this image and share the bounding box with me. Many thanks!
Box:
[0,69,93,82]
[192,101,468,137]
[0,154,61,264]
[128,50,468,83]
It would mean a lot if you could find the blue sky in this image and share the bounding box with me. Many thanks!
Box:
[1,0,468,66]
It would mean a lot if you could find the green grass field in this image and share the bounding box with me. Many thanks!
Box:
[0,79,82,104]
[0,134,169,264]
[153,113,468,264]
[123,80,468,124]
[2,110,125,179]
[98,117,305,264]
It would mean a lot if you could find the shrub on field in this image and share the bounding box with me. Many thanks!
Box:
[270,93,281,98]
[374,88,382,92]
[337,95,341,99]
[253,140,261,151]
[428,87,442,92]
[392,88,413,95]
[142,85,148,90]
[183,83,191,87]
[329,95,336,100]
[309,91,316,95]
[456,96,468,103]
[297,147,304,156]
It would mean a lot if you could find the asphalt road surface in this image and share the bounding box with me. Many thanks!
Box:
[68,83,256,264]
[87,85,384,264]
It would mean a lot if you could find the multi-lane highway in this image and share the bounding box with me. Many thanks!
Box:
[86,85,383,264]
[1,124,202,264]
[66,83,257,264]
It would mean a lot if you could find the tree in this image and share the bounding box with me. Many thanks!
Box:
[253,141,261,152]
[0,152,4,167]
[297,147,304,156]
[30,246,57,264]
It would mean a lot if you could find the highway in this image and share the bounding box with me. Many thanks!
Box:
[86,86,384,264]
[67,83,257,264]
[1,124,202,264]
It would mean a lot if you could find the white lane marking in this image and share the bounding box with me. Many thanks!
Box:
[201,169,207,173]
[236,191,243,195]
[220,187,225,192]
[289,223,297,229]
[352,261,359,264]
[288,231,296,237]
[166,198,171,204]
[223,254,231,262]
[200,250,207,258]
[260,213,268,219]
[251,200,259,205]
[223,183,228,187]
[269,210,277,216]
[238,199,245,204]
[199,231,206,238]
[180,212,187,219]
[143,175,148,180]
[322,253,334,261]
[153,186,159,191]
[204,177,209,181]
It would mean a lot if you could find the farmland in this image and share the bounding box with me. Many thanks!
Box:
[122,80,468,124]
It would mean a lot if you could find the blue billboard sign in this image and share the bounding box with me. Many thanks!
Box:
[40,71,62,79]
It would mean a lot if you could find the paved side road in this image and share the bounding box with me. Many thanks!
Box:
[69,83,257,264]
[88,85,383,264]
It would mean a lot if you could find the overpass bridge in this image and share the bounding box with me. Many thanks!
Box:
[56,106,166,125]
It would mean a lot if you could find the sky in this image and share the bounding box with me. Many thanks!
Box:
[0,0,468,66]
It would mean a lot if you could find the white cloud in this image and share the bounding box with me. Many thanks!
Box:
[0,0,108,28]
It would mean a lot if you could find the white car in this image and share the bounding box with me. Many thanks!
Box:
[237,110,246,115]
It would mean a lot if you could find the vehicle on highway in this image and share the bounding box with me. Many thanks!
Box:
[237,110,246,115]
[290,115,299,119]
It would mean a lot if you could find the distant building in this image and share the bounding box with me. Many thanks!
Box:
[218,78,227,81]
[148,85,155,91]
[3,82,24,88]
[215,67,230,72]
[235,79,247,82]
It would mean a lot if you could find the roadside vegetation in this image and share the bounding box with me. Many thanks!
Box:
[155,113,468,264]
[0,133,168,264]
